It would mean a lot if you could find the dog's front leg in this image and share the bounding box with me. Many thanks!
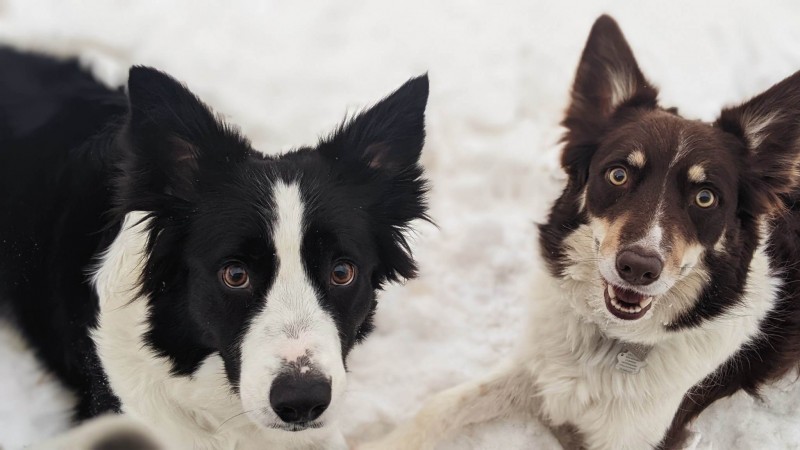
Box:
[359,360,536,450]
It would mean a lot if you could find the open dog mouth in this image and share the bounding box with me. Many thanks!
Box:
[603,280,654,320]
[269,421,324,432]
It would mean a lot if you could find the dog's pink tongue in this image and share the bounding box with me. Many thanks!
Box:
[614,287,646,305]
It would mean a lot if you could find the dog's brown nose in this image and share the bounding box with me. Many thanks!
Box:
[616,249,663,285]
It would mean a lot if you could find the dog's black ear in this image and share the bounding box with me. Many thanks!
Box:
[318,74,428,172]
[121,66,249,205]
[718,70,800,214]
[562,15,658,183]
[319,75,430,284]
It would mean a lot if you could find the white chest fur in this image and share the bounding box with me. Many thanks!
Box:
[90,212,341,450]
[522,242,780,450]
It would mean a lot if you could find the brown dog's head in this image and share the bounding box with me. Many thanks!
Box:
[540,15,800,341]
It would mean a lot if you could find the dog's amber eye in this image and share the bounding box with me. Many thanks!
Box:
[221,263,250,289]
[607,167,628,186]
[695,189,716,208]
[331,261,357,286]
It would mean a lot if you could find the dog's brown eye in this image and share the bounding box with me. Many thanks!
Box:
[695,189,716,208]
[221,263,250,289]
[331,261,357,286]
[607,167,628,186]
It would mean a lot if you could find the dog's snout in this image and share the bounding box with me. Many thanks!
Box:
[269,373,331,424]
[615,249,663,285]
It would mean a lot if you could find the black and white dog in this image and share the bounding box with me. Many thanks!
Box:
[362,15,800,450]
[0,48,429,449]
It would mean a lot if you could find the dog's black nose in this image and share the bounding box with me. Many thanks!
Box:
[616,249,663,285]
[269,373,331,424]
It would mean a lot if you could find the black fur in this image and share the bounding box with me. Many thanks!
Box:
[0,48,127,418]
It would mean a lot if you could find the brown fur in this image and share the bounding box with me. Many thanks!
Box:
[540,15,800,448]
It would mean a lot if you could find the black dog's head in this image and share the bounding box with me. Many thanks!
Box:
[540,15,800,342]
[114,68,428,431]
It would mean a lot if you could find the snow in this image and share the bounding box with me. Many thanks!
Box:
[2,1,800,448]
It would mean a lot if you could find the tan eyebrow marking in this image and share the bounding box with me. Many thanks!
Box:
[688,164,706,183]
[627,150,646,168]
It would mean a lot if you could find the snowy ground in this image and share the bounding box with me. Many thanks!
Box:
[2,1,800,448]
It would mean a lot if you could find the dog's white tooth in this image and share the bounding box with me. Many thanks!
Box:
[608,285,615,299]
[641,297,653,308]
[633,305,642,313]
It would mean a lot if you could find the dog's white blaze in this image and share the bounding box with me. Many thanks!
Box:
[637,222,663,254]
[649,167,672,251]
[92,210,346,450]
[239,181,347,430]
[279,331,315,361]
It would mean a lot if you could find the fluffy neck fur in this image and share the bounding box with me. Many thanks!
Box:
[522,223,780,450]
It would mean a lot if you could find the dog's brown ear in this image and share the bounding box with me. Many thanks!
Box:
[562,15,658,183]
[718,70,800,214]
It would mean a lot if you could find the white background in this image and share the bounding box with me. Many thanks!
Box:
[2,1,800,448]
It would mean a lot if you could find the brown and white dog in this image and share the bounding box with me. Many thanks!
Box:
[362,15,800,450]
